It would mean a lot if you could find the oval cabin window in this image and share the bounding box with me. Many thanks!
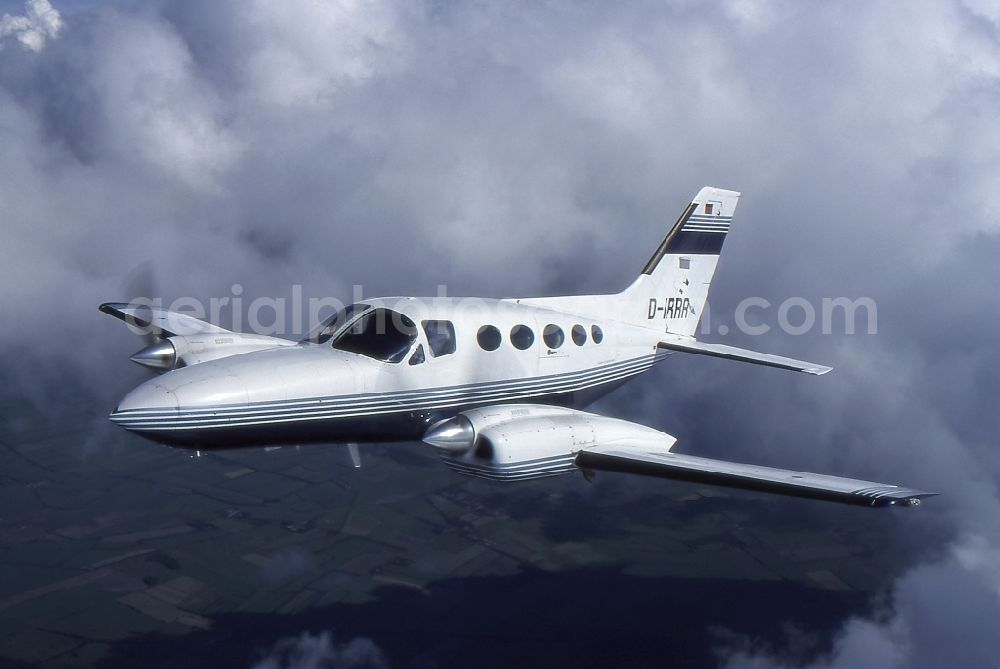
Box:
[543,324,564,349]
[477,325,502,351]
[510,324,535,350]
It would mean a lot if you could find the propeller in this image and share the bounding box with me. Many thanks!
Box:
[122,261,161,345]
[121,262,176,372]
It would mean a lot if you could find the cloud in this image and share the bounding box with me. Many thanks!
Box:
[252,631,388,669]
[6,0,998,328]
[2,0,1000,664]
[259,547,319,583]
[75,10,242,191]
[0,0,61,51]
[719,534,1000,669]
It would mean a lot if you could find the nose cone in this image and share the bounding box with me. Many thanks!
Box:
[169,373,250,408]
[109,381,180,434]
[110,346,359,446]
[109,365,250,437]
[114,381,179,414]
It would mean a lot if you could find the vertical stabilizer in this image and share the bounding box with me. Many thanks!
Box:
[620,187,741,336]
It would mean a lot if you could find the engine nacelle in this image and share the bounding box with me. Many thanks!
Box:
[130,334,295,371]
[423,404,676,481]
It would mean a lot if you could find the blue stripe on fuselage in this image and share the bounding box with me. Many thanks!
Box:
[111,353,670,437]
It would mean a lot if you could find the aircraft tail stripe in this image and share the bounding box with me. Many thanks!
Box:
[687,216,732,222]
[664,230,727,255]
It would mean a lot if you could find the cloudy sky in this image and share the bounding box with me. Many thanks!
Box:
[2,0,1000,667]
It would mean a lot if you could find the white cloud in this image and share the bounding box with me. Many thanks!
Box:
[963,0,1000,28]
[721,534,1000,669]
[252,631,388,669]
[952,534,1000,596]
[0,0,62,52]
[723,0,790,32]
[80,11,242,191]
[217,0,409,110]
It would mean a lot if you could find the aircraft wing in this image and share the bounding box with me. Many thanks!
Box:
[426,404,933,507]
[576,446,934,507]
[99,302,231,337]
[657,338,832,375]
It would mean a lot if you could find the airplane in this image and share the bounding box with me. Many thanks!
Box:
[101,186,934,508]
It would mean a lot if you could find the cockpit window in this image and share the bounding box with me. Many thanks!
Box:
[330,308,418,363]
[302,303,371,345]
[408,344,426,366]
[422,320,457,357]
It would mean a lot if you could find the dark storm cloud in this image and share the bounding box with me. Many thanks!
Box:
[2,0,1000,666]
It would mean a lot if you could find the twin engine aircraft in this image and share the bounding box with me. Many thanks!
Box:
[102,187,932,507]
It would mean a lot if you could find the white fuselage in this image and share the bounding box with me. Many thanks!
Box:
[110,296,671,448]
[99,187,936,507]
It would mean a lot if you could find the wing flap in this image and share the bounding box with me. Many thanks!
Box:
[657,338,832,375]
[99,302,231,337]
[576,447,934,507]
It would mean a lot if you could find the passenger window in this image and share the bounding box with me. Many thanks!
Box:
[477,325,502,351]
[571,324,587,346]
[543,324,564,349]
[591,325,604,344]
[510,324,534,350]
[408,344,425,366]
[422,320,457,357]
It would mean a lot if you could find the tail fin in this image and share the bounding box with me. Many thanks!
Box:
[619,186,740,336]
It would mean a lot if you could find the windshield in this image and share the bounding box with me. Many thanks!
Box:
[329,308,418,363]
[302,303,370,345]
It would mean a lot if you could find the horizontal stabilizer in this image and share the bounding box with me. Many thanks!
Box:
[658,338,832,375]
[576,447,935,507]
[99,302,231,337]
